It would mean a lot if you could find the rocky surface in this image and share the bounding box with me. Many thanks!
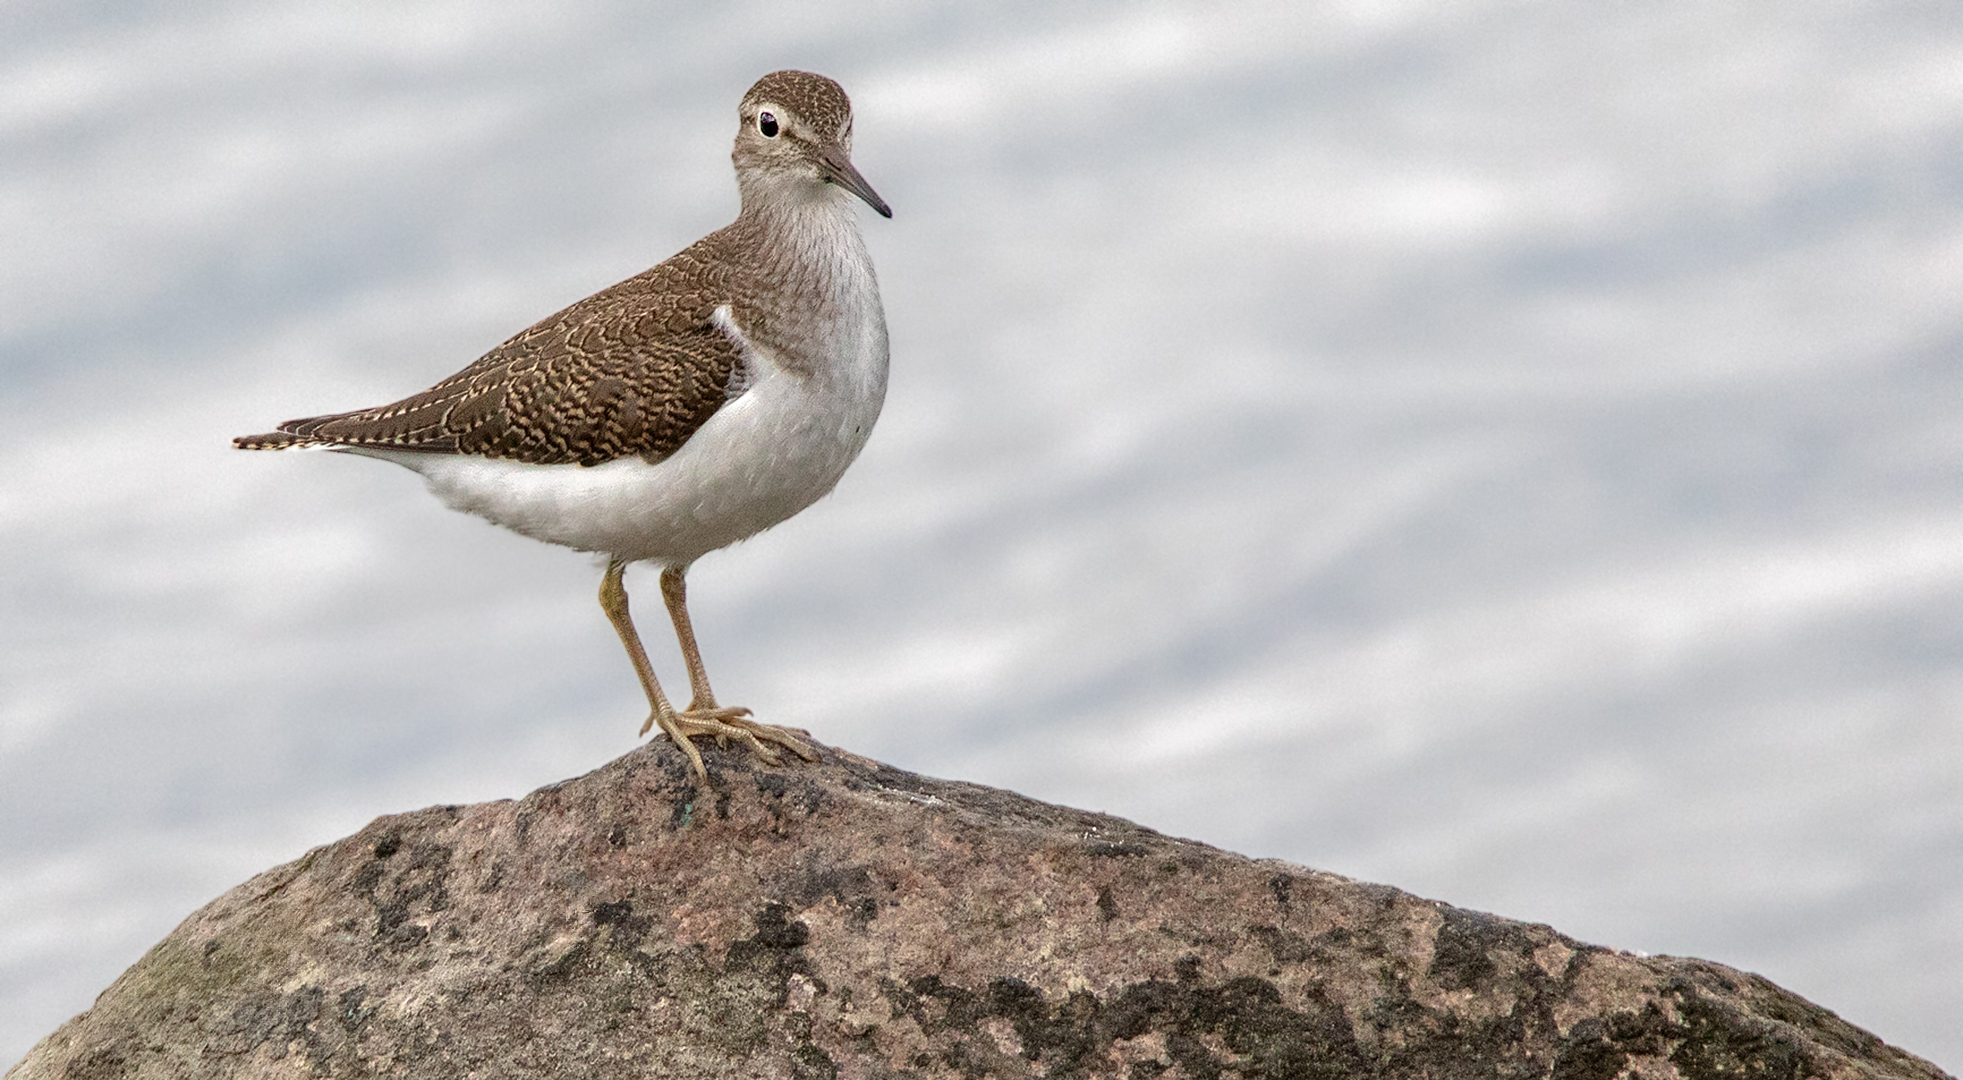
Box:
[9,741,1951,1079]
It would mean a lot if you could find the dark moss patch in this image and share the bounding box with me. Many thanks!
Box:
[58,1037,138,1080]
[335,986,375,1034]
[748,902,812,950]
[990,976,1103,1069]
[207,985,326,1060]
[714,902,818,1017]
[876,965,1364,1079]
[1269,873,1295,910]
[1735,971,1887,1062]
[1097,885,1120,922]
[787,863,880,929]
[885,974,985,1036]
[756,770,830,817]
[590,898,653,951]
[1670,982,1810,1080]
[528,939,596,989]
[1544,984,1828,1080]
[667,792,697,830]
[350,859,385,897]
[351,837,453,951]
[1552,1017,1630,1080]
[1248,925,1315,965]
[789,1040,839,1080]
[1429,907,1506,990]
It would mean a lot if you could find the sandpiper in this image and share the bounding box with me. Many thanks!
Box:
[236,70,892,783]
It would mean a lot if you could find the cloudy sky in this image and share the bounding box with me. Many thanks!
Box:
[4,0,1961,1069]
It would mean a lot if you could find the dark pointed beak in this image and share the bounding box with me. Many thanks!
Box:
[818,145,892,219]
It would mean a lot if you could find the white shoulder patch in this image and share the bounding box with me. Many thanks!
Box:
[711,304,765,400]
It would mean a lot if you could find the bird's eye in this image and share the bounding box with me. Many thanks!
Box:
[758,111,779,138]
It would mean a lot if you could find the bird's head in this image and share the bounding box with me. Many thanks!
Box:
[733,70,891,220]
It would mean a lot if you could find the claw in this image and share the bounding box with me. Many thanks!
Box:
[643,706,819,782]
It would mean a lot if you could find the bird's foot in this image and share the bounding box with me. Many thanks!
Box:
[640,706,820,781]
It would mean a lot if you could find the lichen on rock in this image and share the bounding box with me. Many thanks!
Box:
[8,742,1952,1079]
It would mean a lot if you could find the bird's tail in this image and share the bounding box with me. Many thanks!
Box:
[233,429,328,450]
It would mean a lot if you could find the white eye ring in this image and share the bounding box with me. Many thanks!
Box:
[758,111,779,138]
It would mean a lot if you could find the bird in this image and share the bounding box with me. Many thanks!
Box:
[235,70,892,784]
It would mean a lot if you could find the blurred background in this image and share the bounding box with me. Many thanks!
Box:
[4,0,1960,1069]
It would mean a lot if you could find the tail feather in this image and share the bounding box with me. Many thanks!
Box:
[233,428,323,450]
[236,408,374,450]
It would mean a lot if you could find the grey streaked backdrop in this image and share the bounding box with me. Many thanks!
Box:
[4,0,1960,1069]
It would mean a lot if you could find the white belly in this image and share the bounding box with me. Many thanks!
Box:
[351,334,886,566]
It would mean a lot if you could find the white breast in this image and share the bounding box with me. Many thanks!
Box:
[352,202,889,567]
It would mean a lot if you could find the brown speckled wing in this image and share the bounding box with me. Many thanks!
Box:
[235,231,750,468]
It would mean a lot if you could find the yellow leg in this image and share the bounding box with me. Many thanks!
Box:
[600,558,819,782]
[659,564,724,713]
[600,556,705,782]
[658,563,819,765]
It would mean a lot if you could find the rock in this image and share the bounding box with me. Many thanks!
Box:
[8,741,1951,1079]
